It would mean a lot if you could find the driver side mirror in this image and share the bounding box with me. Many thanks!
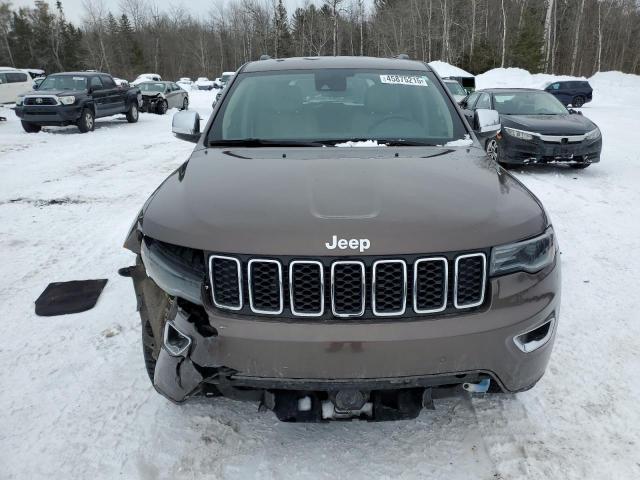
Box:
[474,108,501,134]
[172,110,201,143]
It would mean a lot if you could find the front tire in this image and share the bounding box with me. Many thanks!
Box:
[21,121,41,133]
[572,95,585,108]
[156,100,168,115]
[77,108,95,133]
[126,102,139,123]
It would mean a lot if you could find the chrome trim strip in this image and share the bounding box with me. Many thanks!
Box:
[372,259,407,316]
[454,253,487,309]
[506,126,598,143]
[413,257,448,314]
[513,315,556,353]
[289,260,324,317]
[331,261,366,318]
[208,255,243,311]
[248,259,283,315]
[538,132,589,143]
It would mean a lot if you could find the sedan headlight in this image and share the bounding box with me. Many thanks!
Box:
[490,228,556,276]
[15,96,24,105]
[503,126,535,141]
[58,95,76,105]
[585,128,601,141]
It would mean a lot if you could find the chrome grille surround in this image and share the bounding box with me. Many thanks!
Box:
[289,260,325,317]
[413,257,449,314]
[454,253,487,309]
[247,258,283,315]
[207,252,487,318]
[208,255,243,311]
[330,261,366,318]
[372,259,407,316]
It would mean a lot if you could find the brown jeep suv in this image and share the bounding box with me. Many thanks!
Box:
[123,56,560,421]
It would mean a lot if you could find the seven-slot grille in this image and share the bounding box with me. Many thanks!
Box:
[209,253,487,319]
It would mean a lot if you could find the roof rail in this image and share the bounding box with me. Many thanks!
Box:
[259,54,272,61]
[395,54,410,60]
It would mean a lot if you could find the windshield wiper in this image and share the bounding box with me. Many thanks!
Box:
[208,138,327,147]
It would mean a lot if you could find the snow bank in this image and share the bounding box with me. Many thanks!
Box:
[475,67,640,108]
[588,71,640,107]
[475,67,586,90]
[429,60,474,78]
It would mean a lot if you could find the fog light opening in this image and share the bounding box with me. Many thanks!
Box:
[163,321,192,357]
[514,316,555,353]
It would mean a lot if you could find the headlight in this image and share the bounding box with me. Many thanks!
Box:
[585,128,601,141]
[490,228,556,276]
[503,126,535,141]
[16,97,23,105]
[58,95,76,105]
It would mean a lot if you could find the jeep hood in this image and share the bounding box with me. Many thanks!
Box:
[139,147,547,255]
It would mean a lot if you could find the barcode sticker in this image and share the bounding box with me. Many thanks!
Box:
[380,75,429,86]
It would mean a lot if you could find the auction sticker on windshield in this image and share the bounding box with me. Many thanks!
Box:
[380,74,429,86]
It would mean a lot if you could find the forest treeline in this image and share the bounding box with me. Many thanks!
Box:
[1,0,639,81]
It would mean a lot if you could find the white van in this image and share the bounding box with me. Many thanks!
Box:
[0,67,33,104]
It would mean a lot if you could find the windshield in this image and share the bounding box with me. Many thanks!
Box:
[39,75,87,91]
[139,82,166,93]
[445,81,466,96]
[493,91,568,115]
[208,69,466,146]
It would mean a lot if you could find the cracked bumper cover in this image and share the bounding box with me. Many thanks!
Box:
[149,258,560,403]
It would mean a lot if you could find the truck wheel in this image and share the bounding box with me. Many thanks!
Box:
[126,102,139,123]
[21,121,41,133]
[182,97,189,110]
[156,100,168,115]
[572,95,585,108]
[77,108,95,133]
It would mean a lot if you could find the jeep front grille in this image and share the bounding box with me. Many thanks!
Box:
[209,256,242,310]
[208,252,488,319]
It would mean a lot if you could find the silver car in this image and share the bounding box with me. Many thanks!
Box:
[138,81,189,115]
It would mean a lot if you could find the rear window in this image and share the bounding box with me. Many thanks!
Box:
[208,69,466,145]
[6,72,29,83]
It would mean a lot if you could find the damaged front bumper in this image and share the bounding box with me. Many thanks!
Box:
[126,237,560,421]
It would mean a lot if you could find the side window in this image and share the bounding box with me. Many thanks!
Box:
[7,72,28,83]
[0,73,6,84]
[465,92,480,109]
[549,83,560,90]
[475,93,491,109]
[100,75,116,89]
[90,76,104,89]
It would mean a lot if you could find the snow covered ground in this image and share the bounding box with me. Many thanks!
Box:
[1,75,640,479]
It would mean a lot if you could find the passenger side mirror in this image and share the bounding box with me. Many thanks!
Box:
[474,108,501,134]
[172,110,201,143]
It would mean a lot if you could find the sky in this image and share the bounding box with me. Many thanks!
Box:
[9,0,352,23]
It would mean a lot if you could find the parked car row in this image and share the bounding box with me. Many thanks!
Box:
[12,71,191,133]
